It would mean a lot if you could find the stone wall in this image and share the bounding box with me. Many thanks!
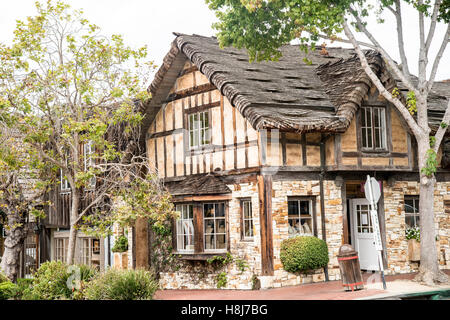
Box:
[158,179,450,290]
[383,181,450,274]
[268,179,343,288]
[160,181,262,290]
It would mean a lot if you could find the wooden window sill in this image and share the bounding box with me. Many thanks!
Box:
[174,252,228,261]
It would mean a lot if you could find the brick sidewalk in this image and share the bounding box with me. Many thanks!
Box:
[155,271,434,300]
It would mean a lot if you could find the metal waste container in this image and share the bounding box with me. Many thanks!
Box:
[337,244,364,291]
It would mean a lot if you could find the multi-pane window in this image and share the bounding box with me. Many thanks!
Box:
[80,238,91,266]
[189,111,210,148]
[361,106,387,150]
[84,140,96,188]
[60,169,70,192]
[288,198,314,237]
[356,204,373,233]
[241,200,254,240]
[405,196,420,228]
[204,203,226,251]
[54,238,68,262]
[175,204,194,252]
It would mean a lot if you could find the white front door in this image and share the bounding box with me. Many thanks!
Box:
[352,199,379,271]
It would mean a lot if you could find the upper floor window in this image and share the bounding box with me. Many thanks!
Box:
[288,197,315,237]
[189,111,210,149]
[84,140,96,188]
[60,169,70,192]
[360,106,387,151]
[404,196,420,228]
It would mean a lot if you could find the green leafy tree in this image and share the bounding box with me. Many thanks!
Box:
[207,0,450,285]
[0,123,50,282]
[0,0,168,265]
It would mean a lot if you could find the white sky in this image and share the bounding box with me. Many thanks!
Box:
[0,0,448,82]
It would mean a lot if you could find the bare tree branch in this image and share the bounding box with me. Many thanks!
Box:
[433,99,450,153]
[425,0,443,54]
[343,20,423,138]
[349,8,418,95]
[427,23,450,92]
[394,0,411,77]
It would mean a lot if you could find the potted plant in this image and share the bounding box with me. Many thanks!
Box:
[406,227,421,261]
[112,235,129,269]
[406,227,441,262]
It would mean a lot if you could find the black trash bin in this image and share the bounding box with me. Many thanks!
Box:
[337,244,364,291]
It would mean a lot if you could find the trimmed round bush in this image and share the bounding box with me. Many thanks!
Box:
[280,236,329,273]
[84,269,158,300]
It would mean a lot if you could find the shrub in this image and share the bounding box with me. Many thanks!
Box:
[25,261,71,300]
[84,269,158,300]
[24,261,98,300]
[0,272,10,283]
[280,236,329,273]
[111,235,128,253]
[10,278,34,300]
[0,281,17,300]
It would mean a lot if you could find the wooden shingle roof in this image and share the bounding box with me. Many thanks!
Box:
[164,174,231,196]
[141,33,450,138]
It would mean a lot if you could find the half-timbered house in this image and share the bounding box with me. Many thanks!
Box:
[138,33,450,289]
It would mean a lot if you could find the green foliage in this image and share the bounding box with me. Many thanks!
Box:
[207,0,450,65]
[207,0,352,62]
[421,149,438,177]
[23,261,97,300]
[280,236,329,273]
[406,226,420,241]
[216,271,228,289]
[10,278,34,300]
[0,281,17,300]
[24,261,71,300]
[207,252,233,267]
[111,235,128,253]
[251,274,260,290]
[84,269,158,300]
[0,0,157,245]
[0,272,10,283]
[406,91,417,115]
[235,258,249,274]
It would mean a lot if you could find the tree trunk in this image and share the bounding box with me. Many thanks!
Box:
[66,190,79,265]
[0,210,26,282]
[415,138,449,285]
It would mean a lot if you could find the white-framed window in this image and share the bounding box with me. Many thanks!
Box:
[241,200,254,240]
[80,238,91,266]
[60,169,70,192]
[204,202,226,251]
[189,111,210,149]
[405,196,420,228]
[361,106,387,150]
[54,238,68,262]
[175,204,194,252]
[83,140,96,188]
[287,198,314,237]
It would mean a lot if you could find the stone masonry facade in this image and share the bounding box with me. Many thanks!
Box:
[159,179,450,290]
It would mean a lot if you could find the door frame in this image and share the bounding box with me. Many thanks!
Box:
[349,197,388,271]
[350,198,379,270]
